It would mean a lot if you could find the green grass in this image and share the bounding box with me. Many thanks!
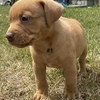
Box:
[0,5,100,100]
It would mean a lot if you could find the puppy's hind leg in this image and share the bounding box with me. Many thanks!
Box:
[79,46,87,76]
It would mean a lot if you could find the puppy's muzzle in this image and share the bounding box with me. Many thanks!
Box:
[6,33,14,42]
[6,31,35,48]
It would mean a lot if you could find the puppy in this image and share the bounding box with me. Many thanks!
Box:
[6,0,87,99]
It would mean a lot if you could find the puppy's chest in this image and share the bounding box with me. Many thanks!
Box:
[33,40,65,68]
[41,48,63,68]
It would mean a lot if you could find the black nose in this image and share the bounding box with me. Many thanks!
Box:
[6,33,14,42]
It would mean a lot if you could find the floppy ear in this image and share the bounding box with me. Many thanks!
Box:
[40,0,64,27]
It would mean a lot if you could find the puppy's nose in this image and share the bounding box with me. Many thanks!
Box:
[6,33,14,42]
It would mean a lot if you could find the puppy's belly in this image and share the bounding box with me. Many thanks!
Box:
[47,63,61,68]
[44,57,62,68]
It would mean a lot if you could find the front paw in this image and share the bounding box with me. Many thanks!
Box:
[33,91,48,100]
[64,92,79,100]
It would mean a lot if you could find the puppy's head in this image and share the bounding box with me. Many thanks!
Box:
[6,0,64,48]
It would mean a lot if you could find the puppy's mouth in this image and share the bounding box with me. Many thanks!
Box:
[6,32,35,48]
[10,42,30,48]
[8,38,34,48]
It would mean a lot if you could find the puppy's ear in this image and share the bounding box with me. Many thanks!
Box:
[40,0,64,27]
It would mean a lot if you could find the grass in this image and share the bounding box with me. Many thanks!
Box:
[0,5,100,100]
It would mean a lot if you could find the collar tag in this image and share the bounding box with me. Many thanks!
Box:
[47,48,53,53]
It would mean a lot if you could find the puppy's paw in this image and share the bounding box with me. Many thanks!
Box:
[33,92,48,100]
[64,92,79,100]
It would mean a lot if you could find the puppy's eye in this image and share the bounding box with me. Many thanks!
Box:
[21,16,29,22]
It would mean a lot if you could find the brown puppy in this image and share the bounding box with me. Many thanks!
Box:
[6,0,87,99]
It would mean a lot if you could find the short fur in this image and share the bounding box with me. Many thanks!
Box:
[6,0,87,99]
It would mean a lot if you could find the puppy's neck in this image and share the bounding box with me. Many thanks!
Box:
[30,20,62,55]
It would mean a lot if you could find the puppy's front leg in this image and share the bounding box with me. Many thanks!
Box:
[64,58,78,99]
[33,63,48,100]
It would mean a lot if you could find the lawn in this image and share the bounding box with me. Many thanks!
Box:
[0,5,100,100]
